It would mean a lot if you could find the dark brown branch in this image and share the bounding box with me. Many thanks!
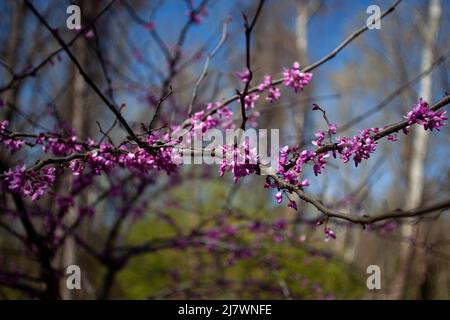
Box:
[148,87,173,131]
[238,0,265,130]
[266,94,450,223]
[313,94,450,155]
[149,0,209,128]
[271,173,450,224]
[25,0,142,145]
[182,0,402,128]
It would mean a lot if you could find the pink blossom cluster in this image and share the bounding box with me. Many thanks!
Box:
[244,93,260,109]
[269,98,447,215]
[335,128,378,167]
[200,102,235,130]
[68,159,85,176]
[1,51,446,225]
[3,133,181,200]
[257,75,281,102]
[311,123,338,147]
[38,135,87,156]
[276,146,311,186]
[0,120,24,153]
[177,102,235,145]
[85,138,179,177]
[315,220,337,241]
[4,165,56,201]
[283,62,313,93]
[219,140,259,183]
[217,105,235,129]
[191,110,220,133]
[235,68,250,83]
[404,98,447,132]
[268,126,377,205]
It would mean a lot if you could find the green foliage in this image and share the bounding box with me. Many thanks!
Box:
[116,179,364,299]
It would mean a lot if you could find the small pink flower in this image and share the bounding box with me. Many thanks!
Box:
[266,87,281,102]
[324,227,336,241]
[300,179,310,187]
[405,98,447,131]
[288,200,298,210]
[244,93,259,109]
[84,29,94,38]
[283,62,313,92]
[328,123,338,134]
[387,134,398,141]
[144,21,155,31]
[235,69,250,83]
[275,191,283,204]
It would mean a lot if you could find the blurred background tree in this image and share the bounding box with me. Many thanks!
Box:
[0,0,449,299]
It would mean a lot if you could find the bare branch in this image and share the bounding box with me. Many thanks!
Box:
[0,0,115,93]
[183,0,402,128]
[24,0,142,145]
[187,19,229,116]
[271,173,450,224]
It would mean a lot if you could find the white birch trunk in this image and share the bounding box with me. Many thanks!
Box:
[389,0,441,300]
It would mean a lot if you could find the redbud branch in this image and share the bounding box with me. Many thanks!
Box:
[313,94,450,155]
[181,0,402,128]
[276,94,450,173]
[149,0,210,128]
[267,94,450,223]
[270,173,450,225]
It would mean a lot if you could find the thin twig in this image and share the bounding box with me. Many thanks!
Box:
[0,0,115,93]
[187,19,229,116]
[339,49,450,132]
[148,86,173,130]
[25,0,142,146]
[271,171,450,224]
[182,0,402,128]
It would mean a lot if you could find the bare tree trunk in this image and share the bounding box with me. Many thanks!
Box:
[2,2,26,121]
[389,0,441,300]
[294,0,311,145]
[60,35,87,300]
[293,0,311,235]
